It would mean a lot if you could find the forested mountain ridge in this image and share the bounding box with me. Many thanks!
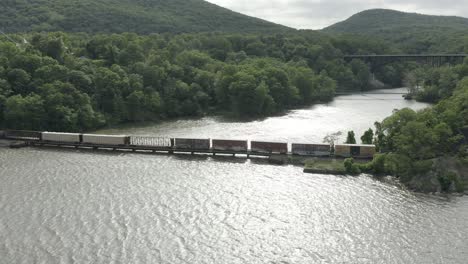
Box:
[324,9,468,34]
[323,9,468,53]
[0,0,290,34]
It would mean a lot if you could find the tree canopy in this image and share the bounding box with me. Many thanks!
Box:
[0,31,386,131]
[0,0,289,34]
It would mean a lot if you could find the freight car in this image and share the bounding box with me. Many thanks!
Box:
[291,143,331,156]
[82,134,131,146]
[41,132,81,143]
[334,144,376,158]
[130,136,172,147]
[4,130,42,141]
[174,138,210,150]
[212,139,248,152]
[251,141,288,154]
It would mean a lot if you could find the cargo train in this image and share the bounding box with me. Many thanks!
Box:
[2,130,376,158]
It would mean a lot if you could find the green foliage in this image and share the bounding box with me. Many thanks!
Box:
[371,63,468,190]
[361,128,374,144]
[438,172,464,193]
[344,158,361,175]
[0,31,379,131]
[4,94,45,130]
[0,0,289,34]
[324,9,468,53]
[357,154,401,176]
[345,131,356,144]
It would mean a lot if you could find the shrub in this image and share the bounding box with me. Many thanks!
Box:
[344,158,361,175]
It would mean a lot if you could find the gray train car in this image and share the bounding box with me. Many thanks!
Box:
[212,139,248,152]
[174,138,210,150]
[4,130,42,141]
[82,134,131,146]
[334,144,376,158]
[41,132,81,143]
[291,143,331,156]
[0,131,5,139]
[251,141,288,154]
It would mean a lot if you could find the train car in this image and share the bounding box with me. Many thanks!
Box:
[291,143,331,156]
[4,130,42,141]
[41,132,81,143]
[174,138,210,150]
[130,136,172,147]
[334,144,376,158]
[82,134,130,146]
[0,130,5,139]
[251,141,288,154]
[212,139,248,152]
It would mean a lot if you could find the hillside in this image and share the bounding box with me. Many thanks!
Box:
[323,9,468,53]
[0,0,289,34]
[324,9,468,34]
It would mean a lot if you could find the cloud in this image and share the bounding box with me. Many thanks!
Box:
[206,0,468,29]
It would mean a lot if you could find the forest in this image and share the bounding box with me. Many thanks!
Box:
[0,0,288,34]
[342,60,468,192]
[0,31,400,132]
[324,9,468,54]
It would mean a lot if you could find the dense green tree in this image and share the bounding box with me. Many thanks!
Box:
[7,69,31,95]
[361,128,374,144]
[0,31,403,131]
[4,94,45,130]
[345,131,357,144]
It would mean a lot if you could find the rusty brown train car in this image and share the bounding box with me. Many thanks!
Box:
[251,141,288,154]
[291,143,331,156]
[212,139,248,152]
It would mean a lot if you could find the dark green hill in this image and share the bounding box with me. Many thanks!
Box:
[0,0,290,34]
[324,9,468,34]
[323,9,468,53]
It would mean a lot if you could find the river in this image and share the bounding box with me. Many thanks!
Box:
[1,88,467,263]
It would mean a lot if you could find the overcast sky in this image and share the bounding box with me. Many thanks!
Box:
[205,0,468,29]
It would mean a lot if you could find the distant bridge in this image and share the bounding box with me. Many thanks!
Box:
[344,54,468,67]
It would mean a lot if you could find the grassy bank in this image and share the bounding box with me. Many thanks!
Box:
[301,154,468,194]
[303,158,346,175]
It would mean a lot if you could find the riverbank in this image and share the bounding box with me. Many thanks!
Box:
[303,158,346,175]
[299,155,468,194]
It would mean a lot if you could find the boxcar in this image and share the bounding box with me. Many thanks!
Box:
[4,130,42,141]
[291,143,331,156]
[174,138,210,150]
[251,141,288,154]
[41,132,81,143]
[212,139,248,152]
[334,144,376,158]
[82,134,130,146]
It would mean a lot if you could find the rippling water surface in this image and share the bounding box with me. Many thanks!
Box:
[1,89,467,263]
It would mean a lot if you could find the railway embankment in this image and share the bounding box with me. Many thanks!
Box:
[0,139,28,148]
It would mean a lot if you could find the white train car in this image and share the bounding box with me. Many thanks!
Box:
[41,132,81,143]
[82,134,130,146]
